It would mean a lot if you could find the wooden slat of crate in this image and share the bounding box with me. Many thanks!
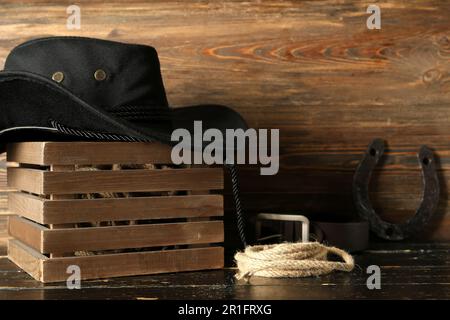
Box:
[7,168,43,195]
[8,192,223,224]
[8,216,45,252]
[9,216,223,254]
[0,154,12,256]
[7,142,174,165]
[0,216,9,256]
[8,239,224,283]
[8,167,224,195]
[7,239,44,281]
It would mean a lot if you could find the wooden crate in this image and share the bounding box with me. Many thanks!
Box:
[6,142,224,283]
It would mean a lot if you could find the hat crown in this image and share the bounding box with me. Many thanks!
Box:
[4,37,168,111]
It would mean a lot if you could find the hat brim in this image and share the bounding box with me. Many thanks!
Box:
[0,71,248,153]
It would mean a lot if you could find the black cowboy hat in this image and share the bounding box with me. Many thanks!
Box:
[0,36,248,152]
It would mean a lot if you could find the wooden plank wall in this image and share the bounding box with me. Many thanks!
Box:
[0,1,449,246]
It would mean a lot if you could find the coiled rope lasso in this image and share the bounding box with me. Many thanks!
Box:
[235,242,354,281]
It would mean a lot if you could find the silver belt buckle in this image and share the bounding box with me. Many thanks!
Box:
[255,213,310,243]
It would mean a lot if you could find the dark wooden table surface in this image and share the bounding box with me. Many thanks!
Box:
[0,242,448,300]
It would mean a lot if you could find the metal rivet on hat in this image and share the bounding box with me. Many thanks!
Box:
[51,71,64,83]
[94,69,107,81]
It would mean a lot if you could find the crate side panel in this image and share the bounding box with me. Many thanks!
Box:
[43,221,224,253]
[6,143,46,165]
[42,168,224,194]
[43,142,174,165]
[8,192,45,224]
[8,216,45,252]
[7,168,44,195]
[42,246,224,282]
[42,195,223,224]
[8,239,46,282]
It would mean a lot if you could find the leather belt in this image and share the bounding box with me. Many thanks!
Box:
[311,221,369,253]
[255,213,369,253]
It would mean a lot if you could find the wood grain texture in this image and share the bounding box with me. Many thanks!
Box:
[8,215,45,253]
[0,1,449,241]
[7,142,174,165]
[7,167,224,194]
[7,239,45,282]
[7,168,43,195]
[9,215,224,254]
[8,192,223,224]
[48,164,76,258]
[8,239,224,283]
[0,153,12,254]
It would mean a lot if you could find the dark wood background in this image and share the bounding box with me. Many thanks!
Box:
[0,0,449,251]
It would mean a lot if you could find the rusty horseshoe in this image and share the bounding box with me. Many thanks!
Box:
[352,138,440,240]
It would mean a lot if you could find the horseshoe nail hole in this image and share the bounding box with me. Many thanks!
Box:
[369,148,377,157]
[422,157,430,166]
[385,227,394,238]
